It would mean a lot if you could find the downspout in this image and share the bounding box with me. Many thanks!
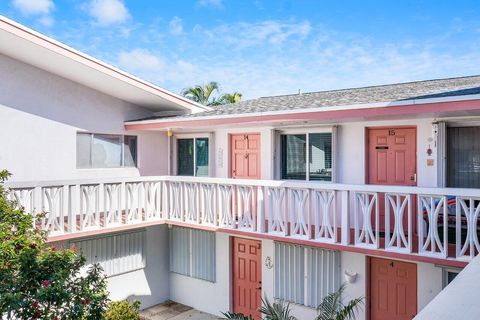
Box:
[167,128,173,175]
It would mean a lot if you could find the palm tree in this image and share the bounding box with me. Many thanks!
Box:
[181,82,242,106]
[315,284,364,320]
[220,92,243,104]
[181,81,222,106]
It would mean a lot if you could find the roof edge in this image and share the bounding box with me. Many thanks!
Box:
[125,92,480,125]
[0,15,212,113]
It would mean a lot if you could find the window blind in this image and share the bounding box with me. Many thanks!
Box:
[70,230,145,277]
[447,126,480,188]
[309,133,332,181]
[169,226,216,282]
[274,242,340,308]
[281,134,307,180]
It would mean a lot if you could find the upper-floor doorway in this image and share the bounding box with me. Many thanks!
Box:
[230,133,261,179]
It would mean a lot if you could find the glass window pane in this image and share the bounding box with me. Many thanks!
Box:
[447,127,480,188]
[177,139,194,176]
[92,134,122,168]
[195,138,209,177]
[281,134,307,180]
[309,133,332,181]
[124,135,137,167]
[76,133,92,168]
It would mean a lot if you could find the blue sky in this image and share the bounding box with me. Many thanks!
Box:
[1,0,480,99]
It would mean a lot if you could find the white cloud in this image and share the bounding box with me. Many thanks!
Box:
[118,49,164,73]
[199,20,312,48]
[86,0,130,26]
[12,0,54,15]
[197,0,223,8]
[105,19,480,99]
[38,15,54,27]
[169,16,183,35]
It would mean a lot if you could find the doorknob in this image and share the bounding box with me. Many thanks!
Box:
[410,173,417,182]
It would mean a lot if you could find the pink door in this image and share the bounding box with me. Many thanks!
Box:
[367,128,417,232]
[232,237,262,319]
[231,134,261,179]
[370,257,417,320]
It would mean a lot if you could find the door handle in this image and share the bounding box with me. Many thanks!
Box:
[256,287,261,290]
[410,173,416,182]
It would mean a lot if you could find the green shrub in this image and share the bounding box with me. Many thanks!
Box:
[104,300,141,320]
[0,170,109,319]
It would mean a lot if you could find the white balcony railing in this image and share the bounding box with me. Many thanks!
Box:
[6,176,480,262]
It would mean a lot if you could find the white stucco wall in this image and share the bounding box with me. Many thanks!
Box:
[52,225,170,309]
[107,225,170,308]
[170,233,443,319]
[0,53,169,181]
[169,232,231,316]
[337,118,437,187]
[213,127,275,179]
[206,118,437,188]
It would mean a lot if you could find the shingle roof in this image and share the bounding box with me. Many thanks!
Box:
[133,75,480,121]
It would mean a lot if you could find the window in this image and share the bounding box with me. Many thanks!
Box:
[281,132,332,181]
[447,126,480,188]
[70,230,145,277]
[76,133,137,168]
[169,226,215,282]
[442,268,461,288]
[176,137,209,176]
[274,242,340,307]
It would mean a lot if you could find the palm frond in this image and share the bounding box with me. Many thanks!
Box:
[220,92,243,104]
[204,81,220,100]
[221,311,253,320]
[336,297,364,320]
[260,298,297,320]
[315,284,364,320]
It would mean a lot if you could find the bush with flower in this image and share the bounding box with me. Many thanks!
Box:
[0,170,109,319]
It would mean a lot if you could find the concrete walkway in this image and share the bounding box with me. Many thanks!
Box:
[140,301,221,320]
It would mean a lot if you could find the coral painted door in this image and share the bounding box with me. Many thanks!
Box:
[369,257,417,320]
[368,128,416,186]
[231,134,261,179]
[367,128,417,231]
[232,237,262,320]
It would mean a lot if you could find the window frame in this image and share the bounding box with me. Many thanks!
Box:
[173,133,213,177]
[276,126,336,182]
[442,267,461,288]
[76,132,138,169]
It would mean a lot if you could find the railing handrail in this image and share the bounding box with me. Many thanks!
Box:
[5,175,480,198]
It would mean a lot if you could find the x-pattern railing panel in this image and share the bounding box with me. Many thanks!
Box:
[7,176,480,262]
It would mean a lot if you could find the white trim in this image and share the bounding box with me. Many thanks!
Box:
[436,122,446,188]
[125,94,480,125]
[442,267,461,289]
[9,175,480,198]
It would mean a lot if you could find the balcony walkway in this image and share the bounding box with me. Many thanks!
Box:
[6,175,480,267]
